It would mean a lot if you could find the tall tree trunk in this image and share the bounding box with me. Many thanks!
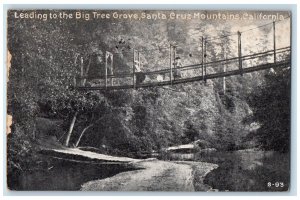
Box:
[64,111,78,147]
[75,123,93,147]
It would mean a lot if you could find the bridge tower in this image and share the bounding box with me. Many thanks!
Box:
[105,51,114,88]
[169,44,177,86]
[133,49,141,89]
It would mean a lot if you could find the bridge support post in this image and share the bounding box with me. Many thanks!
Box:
[223,52,227,95]
[173,46,177,72]
[133,49,136,89]
[273,21,276,63]
[82,56,91,86]
[204,38,207,83]
[105,55,108,89]
[111,54,113,86]
[73,76,77,88]
[169,44,173,86]
[201,36,204,82]
[106,51,114,87]
[80,57,84,86]
[237,31,243,76]
[138,52,141,85]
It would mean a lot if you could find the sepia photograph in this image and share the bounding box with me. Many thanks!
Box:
[6,9,291,192]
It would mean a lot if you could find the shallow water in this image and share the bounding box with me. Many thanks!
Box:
[169,150,290,191]
[9,157,135,191]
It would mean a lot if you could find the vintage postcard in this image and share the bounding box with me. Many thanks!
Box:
[6,9,291,191]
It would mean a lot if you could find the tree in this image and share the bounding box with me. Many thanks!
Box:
[247,66,290,152]
[182,121,199,144]
[7,11,110,147]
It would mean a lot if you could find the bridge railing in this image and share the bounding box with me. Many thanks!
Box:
[204,46,290,76]
[74,46,290,89]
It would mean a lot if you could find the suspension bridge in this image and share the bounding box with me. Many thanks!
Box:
[74,17,291,91]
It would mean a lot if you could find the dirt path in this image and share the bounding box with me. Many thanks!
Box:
[81,159,218,191]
